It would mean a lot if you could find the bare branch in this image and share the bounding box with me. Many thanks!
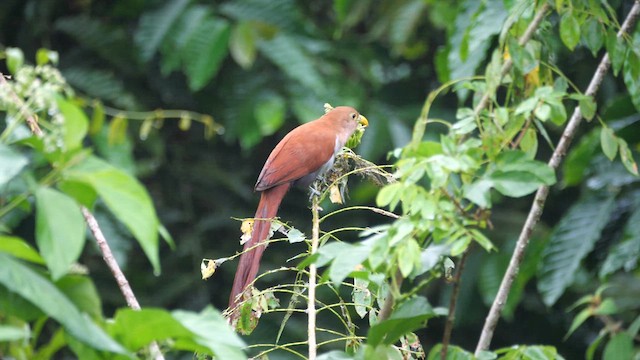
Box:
[308,197,321,360]
[441,248,471,359]
[475,1,640,354]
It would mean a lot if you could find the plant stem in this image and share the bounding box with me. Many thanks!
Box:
[441,248,471,359]
[474,1,640,354]
[308,196,320,360]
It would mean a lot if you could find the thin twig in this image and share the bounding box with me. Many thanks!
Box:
[441,248,471,359]
[308,197,321,360]
[475,1,640,354]
[378,270,404,321]
[82,208,141,309]
[2,72,164,360]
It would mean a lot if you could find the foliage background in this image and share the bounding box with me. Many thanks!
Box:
[1,0,639,359]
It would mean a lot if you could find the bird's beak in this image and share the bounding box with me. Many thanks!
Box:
[359,115,369,127]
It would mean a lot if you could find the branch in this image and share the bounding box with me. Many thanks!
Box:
[441,248,471,359]
[378,270,404,322]
[308,197,321,360]
[475,1,640,354]
[2,72,164,360]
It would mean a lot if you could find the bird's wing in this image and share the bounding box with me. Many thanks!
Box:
[255,121,337,191]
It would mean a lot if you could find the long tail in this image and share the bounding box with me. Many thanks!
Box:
[229,183,290,311]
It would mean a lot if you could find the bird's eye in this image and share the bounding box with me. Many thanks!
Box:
[350,112,357,120]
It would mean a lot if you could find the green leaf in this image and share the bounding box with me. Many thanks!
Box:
[600,127,618,160]
[603,332,634,360]
[111,308,192,350]
[565,308,592,339]
[5,47,24,74]
[463,179,493,208]
[183,17,231,91]
[172,306,246,360]
[230,21,257,69]
[57,98,89,151]
[623,49,640,112]
[65,156,161,273]
[0,144,28,187]
[368,296,437,346]
[135,0,191,61]
[35,187,86,280]
[57,179,98,208]
[63,67,140,110]
[470,229,494,252]
[579,96,597,121]
[495,151,556,185]
[618,138,639,175]
[606,29,626,76]
[353,278,372,319]
[0,235,44,264]
[537,191,617,306]
[259,33,325,92]
[600,197,640,277]
[490,171,544,197]
[376,183,403,210]
[563,129,599,186]
[507,36,536,74]
[327,243,370,287]
[56,275,103,319]
[286,228,305,243]
[0,253,125,353]
[317,350,354,360]
[36,48,59,65]
[559,12,580,51]
[397,238,421,277]
[446,0,507,102]
[520,128,538,158]
[583,18,604,56]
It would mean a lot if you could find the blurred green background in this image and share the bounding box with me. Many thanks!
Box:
[2,0,639,358]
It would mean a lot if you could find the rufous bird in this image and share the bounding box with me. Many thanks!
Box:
[229,106,368,313]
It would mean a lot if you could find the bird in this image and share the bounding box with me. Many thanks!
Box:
[228,106,368,314]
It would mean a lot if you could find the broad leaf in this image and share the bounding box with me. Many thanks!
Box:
[603,332,634,360]
[56,275,103,319]
[600,127,618,160]
[537,191,617,306]
[0,235,44,264]
[173,306,246,360]
[230,21,257,69]
[57,98,89,150]
[322,242,370,287]
[0,144,28,187]
[623,48,640,112]
[183,16,231,91]
[35,187,86,280]
[0,253,125,353]
[559,12,580,50]
[135,0,190,61]
[368,296,438,346]
[259,33,324,92]
[65,156,161,273]
[600,193,640,277]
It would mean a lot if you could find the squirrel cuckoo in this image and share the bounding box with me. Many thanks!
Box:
[229,106,368,312]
